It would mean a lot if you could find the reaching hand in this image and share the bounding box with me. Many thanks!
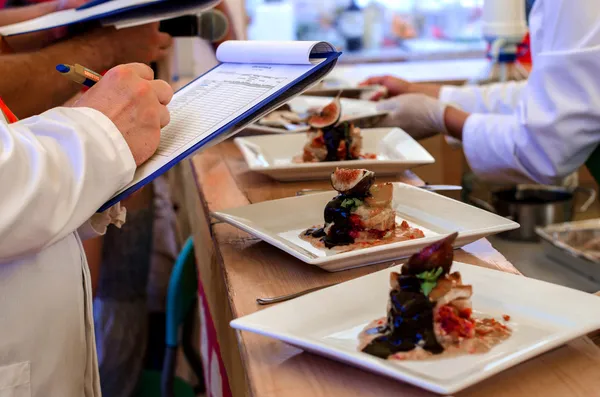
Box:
[376,93,448,140]
[359,75,412,98]
[74,63,174,166]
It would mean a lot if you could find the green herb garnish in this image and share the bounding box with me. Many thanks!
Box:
[340,198,363,211]
[416,267,444,296]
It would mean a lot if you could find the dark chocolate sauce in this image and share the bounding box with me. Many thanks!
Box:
[304,170,376,248]
[322,195,355,248]
[362,278,444,358]
[304,227,326,238]
[322,122,357,162]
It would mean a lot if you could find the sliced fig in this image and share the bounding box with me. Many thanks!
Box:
[401,232,459,276]
[330,168,374,195]
[308,97,341,128]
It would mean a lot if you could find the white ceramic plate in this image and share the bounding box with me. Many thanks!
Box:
[234,128,434,181]
[211,183,519,271]
[231,262,600,394]
[244,96,386,135]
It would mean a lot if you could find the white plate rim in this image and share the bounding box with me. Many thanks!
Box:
[211,184,520,266]
[233,128,435,172]
[230,262,600,394]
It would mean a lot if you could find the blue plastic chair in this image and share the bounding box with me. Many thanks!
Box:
[134,238,205,397]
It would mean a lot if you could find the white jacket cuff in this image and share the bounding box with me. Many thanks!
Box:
[439,85,460,105]
[462,113,526,184]
[77,203,127,240]
[438,89,464,148]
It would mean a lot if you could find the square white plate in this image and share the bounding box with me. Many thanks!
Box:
[244,96,386,135]
[234,128,434,181]
[211,183,519,271]
[231,262,600,394]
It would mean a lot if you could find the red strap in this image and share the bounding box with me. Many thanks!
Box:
[0,97,18,124]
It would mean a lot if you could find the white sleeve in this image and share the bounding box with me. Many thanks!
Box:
[439,81,527,115]
[462,0,600,185]
[0,107,135,261]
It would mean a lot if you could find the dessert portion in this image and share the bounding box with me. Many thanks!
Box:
[300,98,375,162]
[258,103,308,129]
[301,168,424,250]
[359,233,512,360]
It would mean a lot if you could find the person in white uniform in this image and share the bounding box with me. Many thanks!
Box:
[362,0,600,186]
[0,62,173,397]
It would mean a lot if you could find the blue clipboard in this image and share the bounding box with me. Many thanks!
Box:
[76,0,115,10]
[98,52,341,212]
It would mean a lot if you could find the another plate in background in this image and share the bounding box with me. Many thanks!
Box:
[212,183,519,271]
[234,127,434,181]
[303,85,383,99]
[230,262,600,394]
[243,96,388,135]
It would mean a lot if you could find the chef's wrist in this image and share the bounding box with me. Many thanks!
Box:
[407,82,442,99]
[443,106,469,141]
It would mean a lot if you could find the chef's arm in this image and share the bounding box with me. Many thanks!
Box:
[0,107,135,262]
[362,75,525,114]
[456,50,600,185]
[439,81,526,115]
[0,30,118,118]
[453,0,600,186]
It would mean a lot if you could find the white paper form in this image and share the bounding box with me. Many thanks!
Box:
[111,60,324,198]
[216,41,336,65]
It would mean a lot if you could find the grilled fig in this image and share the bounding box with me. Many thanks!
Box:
[308,97,341,128]
[330,168,375,195]
[401,232,458,276]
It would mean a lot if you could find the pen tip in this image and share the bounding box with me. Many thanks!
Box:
[56,64,70,73]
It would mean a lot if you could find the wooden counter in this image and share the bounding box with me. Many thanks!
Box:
[178,140,600,397]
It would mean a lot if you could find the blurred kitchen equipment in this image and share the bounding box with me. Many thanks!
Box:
[338,0,364,52]
[363,1,384,49]
[537,219,600,283]
[470,0,529,83]
[469,185,596,241]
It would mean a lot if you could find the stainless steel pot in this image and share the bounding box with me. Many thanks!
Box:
[469,185,596,241]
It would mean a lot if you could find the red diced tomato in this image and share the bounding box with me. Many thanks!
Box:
[311,135,325,148]
[436,305,475,338]
[337,140,347,159]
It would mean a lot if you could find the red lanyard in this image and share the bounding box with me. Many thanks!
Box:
[0,97,18,124]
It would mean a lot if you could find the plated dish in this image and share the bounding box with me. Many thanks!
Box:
[295,99,377,163]
[244,96,387,135]
[230,243,600,394]
[211,177,519,271]
[359,233,511,361]
[303,78,387,99]
[302,169,424,250]
[234,127,434,181]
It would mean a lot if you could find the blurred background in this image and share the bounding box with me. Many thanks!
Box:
[245,0,487,62]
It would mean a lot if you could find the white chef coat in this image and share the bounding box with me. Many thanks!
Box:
[0,107,135,396]
[439,0,600,185]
